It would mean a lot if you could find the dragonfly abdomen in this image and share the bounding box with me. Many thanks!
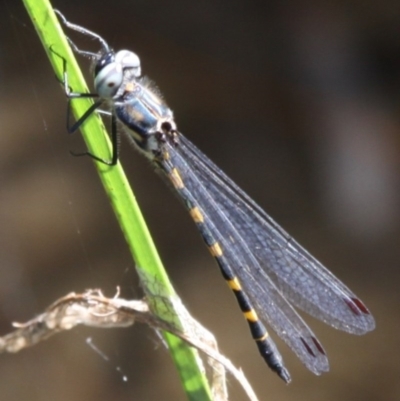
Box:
[165,164,291,383]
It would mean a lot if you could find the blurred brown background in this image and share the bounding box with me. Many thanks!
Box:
[0,1,399,400]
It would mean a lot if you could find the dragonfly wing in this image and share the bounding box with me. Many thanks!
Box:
[177,134,375,335]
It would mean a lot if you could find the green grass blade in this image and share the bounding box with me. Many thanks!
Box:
[23,0,213,399]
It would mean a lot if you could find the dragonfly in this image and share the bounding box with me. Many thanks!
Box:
[54,10,375,383]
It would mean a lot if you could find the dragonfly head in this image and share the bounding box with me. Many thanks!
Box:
[54,10,142,99]
[94,50,141,99]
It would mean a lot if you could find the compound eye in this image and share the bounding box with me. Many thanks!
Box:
[115,50,141,77]
[94,52,123,98]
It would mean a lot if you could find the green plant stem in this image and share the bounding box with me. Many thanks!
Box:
[22,1,213,399]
